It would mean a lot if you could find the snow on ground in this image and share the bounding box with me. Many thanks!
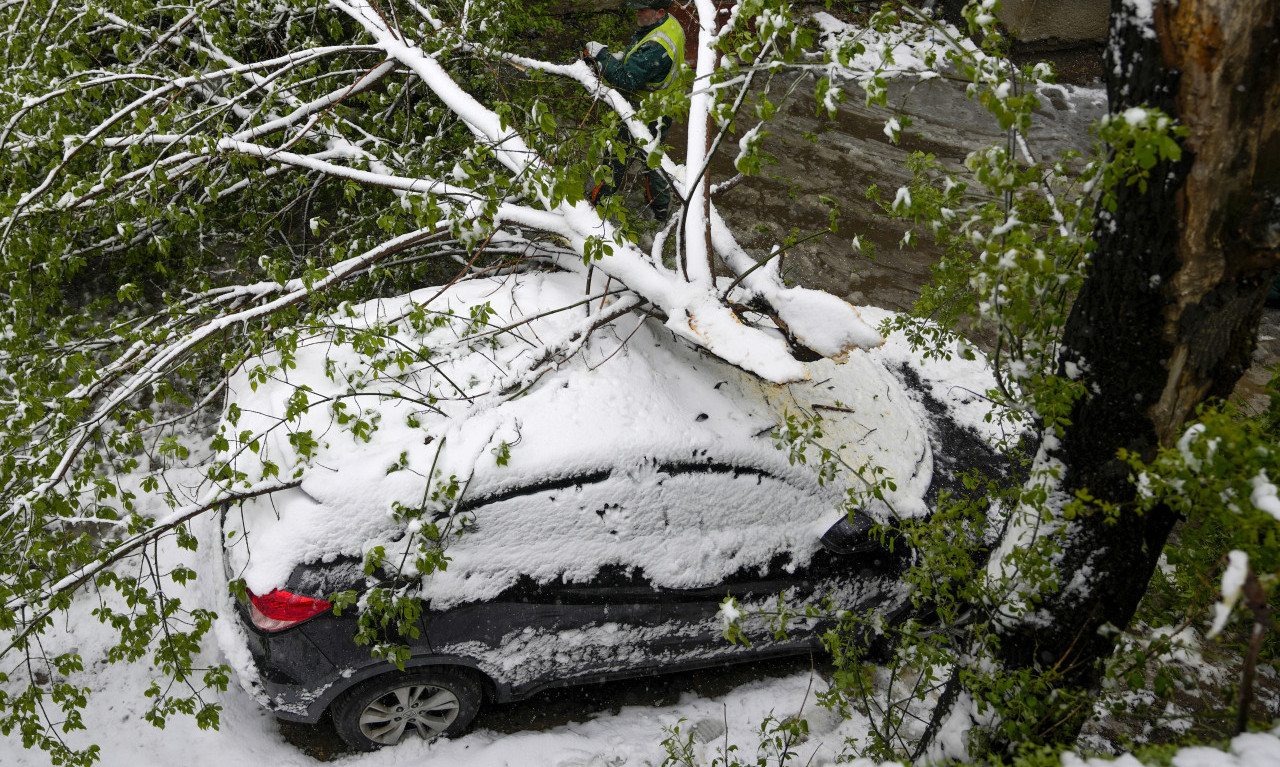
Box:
[0,563,852,767]
[0,500,871,766]
[1063,732,1280,767]
[6,528,1280,767]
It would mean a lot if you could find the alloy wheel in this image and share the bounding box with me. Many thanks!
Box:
[356,683,461,745]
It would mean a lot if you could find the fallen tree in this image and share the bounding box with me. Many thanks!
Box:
[0,0,914,760]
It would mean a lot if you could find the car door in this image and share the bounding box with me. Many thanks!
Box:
[419,464,901,694]
[576,463,836,661]
[626,464,908,657]
[420,475,699,694]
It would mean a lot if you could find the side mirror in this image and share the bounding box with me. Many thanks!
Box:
[820,512,884,555]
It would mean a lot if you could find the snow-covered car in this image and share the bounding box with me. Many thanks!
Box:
[217,271,999,751]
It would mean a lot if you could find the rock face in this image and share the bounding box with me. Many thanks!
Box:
[703,76,1106,311]
[998,0,1109,43]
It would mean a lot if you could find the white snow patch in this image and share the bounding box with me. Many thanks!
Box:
[1120,0,1158,40]
[1177,423,1207,472]
[892,186,912,212]
[1122,106,1151,126]
[1250,471,1280,521]
[1207,550,1249,639]
[1170,731,1280,767]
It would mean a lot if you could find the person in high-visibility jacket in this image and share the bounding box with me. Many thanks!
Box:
[584,0,685,222]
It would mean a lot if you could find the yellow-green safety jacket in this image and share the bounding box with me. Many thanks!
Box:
[596,14,686,95]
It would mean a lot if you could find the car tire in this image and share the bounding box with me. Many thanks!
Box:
[331,668,483,751]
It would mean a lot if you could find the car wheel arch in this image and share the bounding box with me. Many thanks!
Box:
[321,656,502,714]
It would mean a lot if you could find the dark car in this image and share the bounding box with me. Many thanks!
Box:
[216,273,994,751]
[223,473,907,751]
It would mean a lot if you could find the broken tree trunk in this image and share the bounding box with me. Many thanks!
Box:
[919,0,1280,757]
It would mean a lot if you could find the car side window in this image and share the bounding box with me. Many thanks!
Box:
[426,464,832,607]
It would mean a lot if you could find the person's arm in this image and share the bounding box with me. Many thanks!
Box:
[596,41,671,93]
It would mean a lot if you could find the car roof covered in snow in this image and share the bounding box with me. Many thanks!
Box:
[219,272,934,606]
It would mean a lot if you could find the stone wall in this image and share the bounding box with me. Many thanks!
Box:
[997,0,1110,43]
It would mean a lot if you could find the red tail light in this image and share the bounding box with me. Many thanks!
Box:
[246,588,332,631]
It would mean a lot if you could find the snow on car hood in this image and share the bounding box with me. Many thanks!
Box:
[219,272,932,606]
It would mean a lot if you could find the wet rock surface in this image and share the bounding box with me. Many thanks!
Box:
[702,58,1278,412]
[708,69,1107,310]
[1232,304,1280,414]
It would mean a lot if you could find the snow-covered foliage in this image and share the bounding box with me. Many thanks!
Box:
[772,2,1276,763]
[1,0,1274,763]
[1124,403,1280,649]
[0,0,975,760]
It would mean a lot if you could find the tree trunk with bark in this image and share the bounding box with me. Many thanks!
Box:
[1041,0,1280,699]
[921,0,1280,757]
